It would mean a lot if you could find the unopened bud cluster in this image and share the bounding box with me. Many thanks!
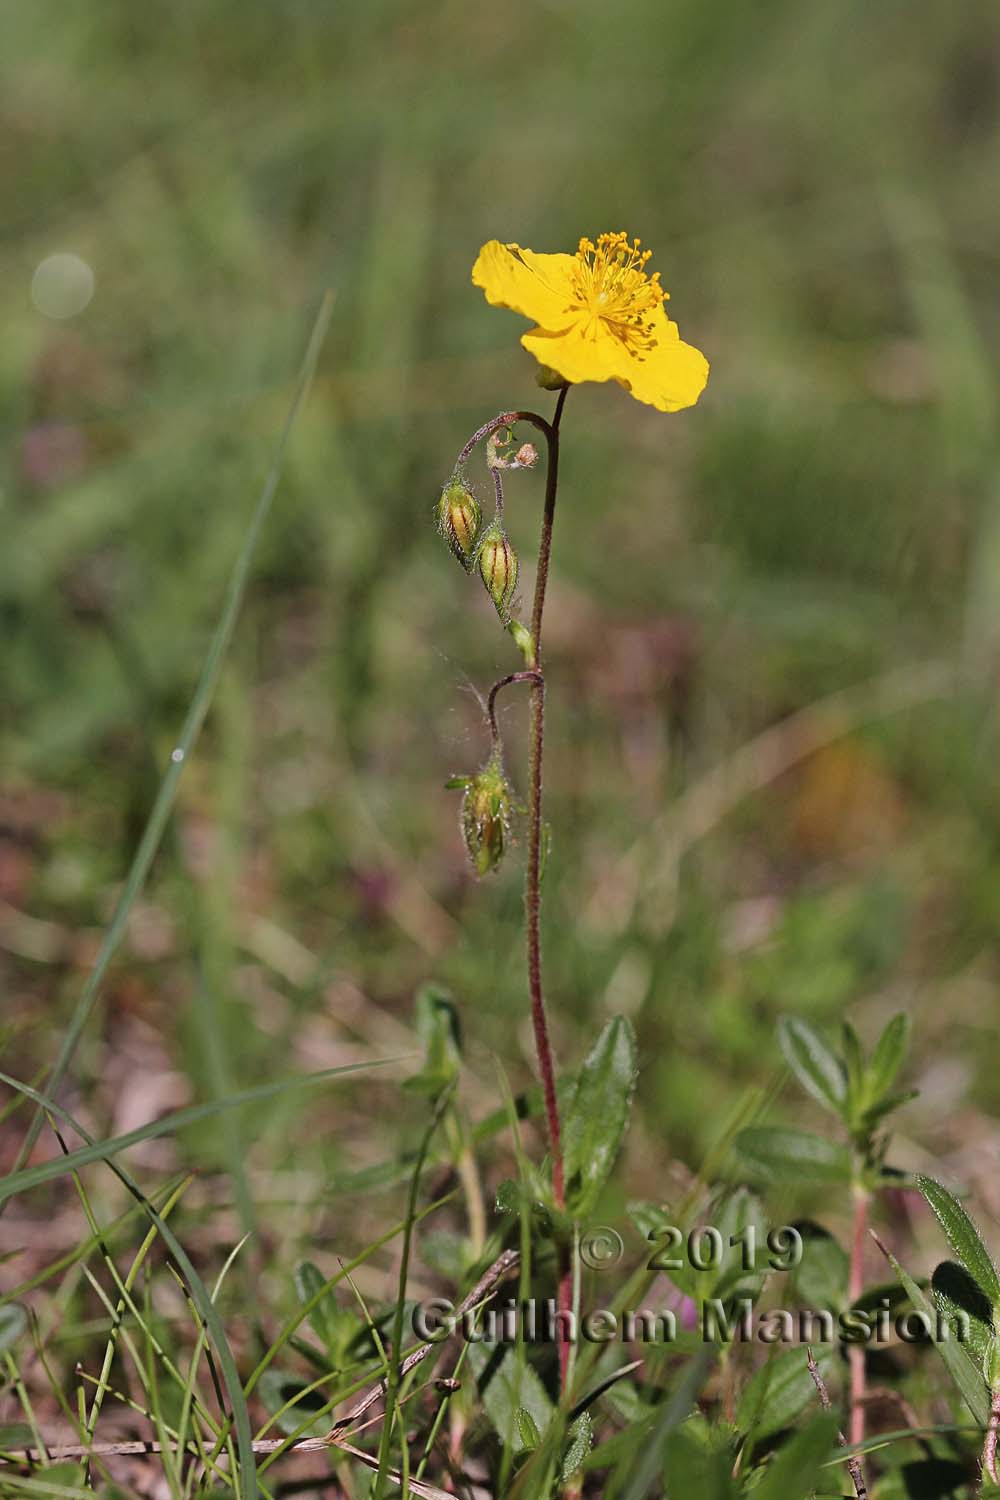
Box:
[433,466,520,624]
[447,753,513,876]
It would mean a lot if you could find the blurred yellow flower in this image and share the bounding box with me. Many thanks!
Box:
[472,232,709,413]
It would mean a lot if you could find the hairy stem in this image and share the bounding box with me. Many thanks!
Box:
[458,388,571,1389]
[526,385,568,1211]
[487,671,542,751]
[984,1387,1000,1488]
[526,387,571,1396]
[848,1182,870,1449]
[806,1347,869,1500]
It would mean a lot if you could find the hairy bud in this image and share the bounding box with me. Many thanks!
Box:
[451,754,512,876]
[535,364,568,392]
[514,443,538,468]
[435,479,482,570]
[477,519,518,621]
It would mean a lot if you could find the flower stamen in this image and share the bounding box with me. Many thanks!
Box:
[570,231,667,354]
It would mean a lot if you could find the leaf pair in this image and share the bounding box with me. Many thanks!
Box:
[779,1013,914,1141]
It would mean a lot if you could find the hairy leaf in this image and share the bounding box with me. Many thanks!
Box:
[734,1127,851,1184]
[563,1017,637,1217]
[778,1017,847,1114]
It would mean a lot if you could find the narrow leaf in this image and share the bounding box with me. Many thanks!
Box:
[561,1412,593,1481]
[932,1261,994,1372]
[876,1236,989,1426]
[778,1018,847,1114]
[918,1175,1000,1315]
[734,1127,851,1184]
[868,1013,910,1100]
[516,1407,541,1451]
[562,1017,637,1217]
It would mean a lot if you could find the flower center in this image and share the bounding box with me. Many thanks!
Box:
[570,233,666,351]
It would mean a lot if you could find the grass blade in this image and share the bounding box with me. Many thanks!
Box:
[8,289,334,1189]
[0,1074,263,1499]
[0,1057,396,1204]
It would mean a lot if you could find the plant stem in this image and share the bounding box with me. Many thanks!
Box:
[848,1181,870,1449]
[458,387,571,1390]
[984,1387,1000,1487]
[806,1347,869,1500]
[525,385,569,1214]
[487,671,542,751]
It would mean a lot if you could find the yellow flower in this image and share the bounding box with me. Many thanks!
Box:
[471,232,709,413]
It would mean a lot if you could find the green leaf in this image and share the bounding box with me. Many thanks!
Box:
[295,1261,333,1344]
[918,1175,1000,1315]
[561,1412,593,1480]
[620,1346,717,1500]
[293,1260,359,1360]
[734,1127,852,1184]
[876,1237,990,1426]
[932,1260,994,1373]
[841,1020,866,1126]
[868,1012,910,1101]
[468,1345,554,1454]
[778,1017,847,1115]
[0,1303,27,1355]
[515,1407,541,1451]
[562,1017,637,1217]
[663,1425,738,1499]
[736,1344,835,1442]
[407,982,462,1094]
[258,1369,329,1438]
[863,1087,918,1131]
[0,1425,34,1451]
[789,1221,848,1311]
[753,1411,840,1500]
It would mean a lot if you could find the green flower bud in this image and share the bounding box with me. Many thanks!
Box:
[435,479,482,570]
[477,519,518,621]
[456,753,512,876]
[535,364,569,392]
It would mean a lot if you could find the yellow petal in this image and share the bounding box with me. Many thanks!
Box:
[472,241,578,330]
[615,306,710,413]
[520,323,623,388]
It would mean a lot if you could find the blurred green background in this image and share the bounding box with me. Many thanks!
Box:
[2,0,1000,1280]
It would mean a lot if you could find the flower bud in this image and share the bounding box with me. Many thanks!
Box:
[535,364,569,392]
[435,479,482,571]
[514,443,538,468]
[458,753,512,876]
[477,519,518,620]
